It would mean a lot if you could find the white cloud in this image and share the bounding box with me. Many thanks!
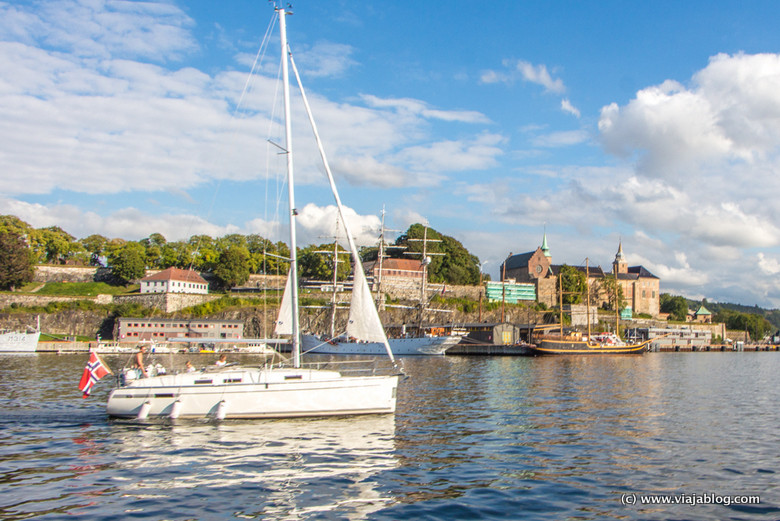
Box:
[394,133,505,174]
[689,202,780,248]
[758,253,780,275]
[295,203,380,248]
[361,94,490,124]
[516,61,564,93]
[296,41,357,78]
[598,53,780,180]
[0,0,508,207]
[331,155,414,188]
[531,129,589,147]
[0,197,234,241]
[0,0,197,62]
[481,59,565,94]
[649,252,709,286]
[591,52,780,306]
[561,98,580,118]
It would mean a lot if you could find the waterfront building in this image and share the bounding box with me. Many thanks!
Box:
[500,236,660,317]
[626,326,712,351]
[115,317,243,342]
[140,267,208,295]
[611,242,660,317]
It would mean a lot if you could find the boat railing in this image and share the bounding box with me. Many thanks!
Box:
[299,358,399,377]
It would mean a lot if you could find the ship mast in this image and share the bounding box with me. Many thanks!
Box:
[277,7,301,368]
[586,258,591,344]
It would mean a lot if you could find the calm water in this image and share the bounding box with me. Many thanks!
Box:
[1,352,779,520]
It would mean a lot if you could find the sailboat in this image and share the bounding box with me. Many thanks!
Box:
[301,223,462,356]
[528,260,650,355]
[106,6,400,419]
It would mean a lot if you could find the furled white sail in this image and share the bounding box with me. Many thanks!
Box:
[347,267,389,343]
[274,269,293,336]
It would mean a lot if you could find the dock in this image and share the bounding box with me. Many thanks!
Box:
[446,342,534,356]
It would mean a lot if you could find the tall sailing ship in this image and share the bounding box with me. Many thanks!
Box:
[301,223,462,356]
[528,260,650,355]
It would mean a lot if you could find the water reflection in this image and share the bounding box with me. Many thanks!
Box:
[3,352,780,520]
[100,416,397,520]
[1,354,399,520]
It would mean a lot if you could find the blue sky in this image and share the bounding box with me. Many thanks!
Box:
[3,1,780,308]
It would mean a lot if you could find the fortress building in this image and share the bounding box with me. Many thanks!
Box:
[500,236,660,317]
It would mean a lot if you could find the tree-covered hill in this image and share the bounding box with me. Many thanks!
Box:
[0,215,485,290]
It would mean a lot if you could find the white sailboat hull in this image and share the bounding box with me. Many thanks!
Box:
[302,334,461,356]
[0,331,40,353]
[106,366,399,419]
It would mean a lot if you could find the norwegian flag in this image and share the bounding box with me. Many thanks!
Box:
[78,350,112,398]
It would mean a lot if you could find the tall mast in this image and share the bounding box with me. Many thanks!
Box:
[586,258,591,344]
[287,39,396,363]
[614,263,620,338]
[405,225,443,328]
[377,207,387,310]
[278,7,301,368]
[330,221,339,338]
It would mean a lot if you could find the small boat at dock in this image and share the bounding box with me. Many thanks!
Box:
[0,328,40,353]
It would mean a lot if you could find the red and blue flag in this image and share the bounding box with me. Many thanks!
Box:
[78,350,112,398]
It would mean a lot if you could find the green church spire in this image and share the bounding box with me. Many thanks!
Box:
[541,232,551,258]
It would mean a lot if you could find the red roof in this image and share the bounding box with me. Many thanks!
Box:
[380,258,423,271]
[141,267,208,284]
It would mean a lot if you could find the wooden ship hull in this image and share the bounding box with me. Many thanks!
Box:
[528,335,650,355]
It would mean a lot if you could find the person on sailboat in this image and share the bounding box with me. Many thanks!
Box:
[134,345,148,378]
[215,354,227,367]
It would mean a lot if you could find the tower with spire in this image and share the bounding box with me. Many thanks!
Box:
[613,241,628,275]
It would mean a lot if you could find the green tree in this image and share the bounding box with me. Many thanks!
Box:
[217,234,248,250]
[298,243,351,281]
[557,264,586,305]
[0,232,35,290]
[80,234,109,263]
[213,245,250,290]
[252,240,290,275]
[436,235,480,285]
[141,233,167,269]
[110,242,146,284]
[714,308,773,341]
[597,274,625,311]
[394,223,481,285]
[161,240,194,268]
[0,215,33,237]
[660,294,689,321]
[190,235,219,271]
[30,226,80,264]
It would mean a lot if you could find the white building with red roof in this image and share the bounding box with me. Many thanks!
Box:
[140,267,209,295]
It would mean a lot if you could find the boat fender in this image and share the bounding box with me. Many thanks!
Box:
[216,400,227,420]
[169,400,182,419]
[137,401,152,420]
